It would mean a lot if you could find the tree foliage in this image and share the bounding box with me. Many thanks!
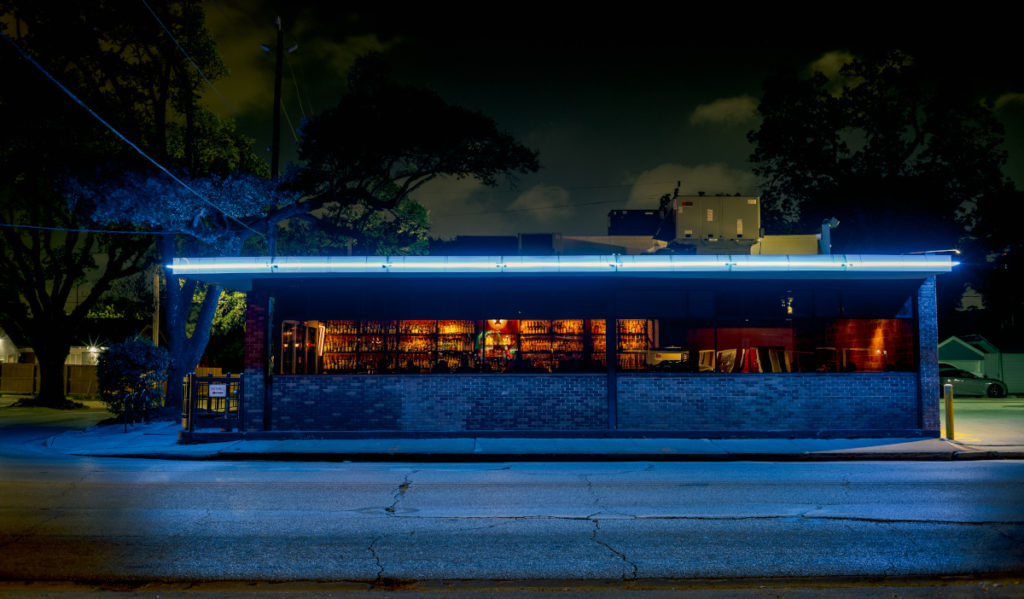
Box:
[286,56,539,215]
[97,335,171,423]
[78,172,280,252]
[81,52,538,404]
[277,197,430,256]
[960,187,1024,342]
[5,0,268,411]
[198,290,247,373]
[87,54,539,252]
[0,3,174,406]
[748,50,1010,253]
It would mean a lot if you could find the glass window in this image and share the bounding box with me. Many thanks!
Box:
[278,287,917,374]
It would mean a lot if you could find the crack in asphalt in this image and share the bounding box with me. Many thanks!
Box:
[795,514,1024,527]
[900,518,927,557]
[368,535,384,582]
[578,474,635,519]
[196,507,213,530]
[590,519,638,581]
[883,521,901,577]
[367,512,1023,527]
[384,471,416,515]
[0,509,66,550]
[997,526,1024,544]
[581,474,599,508]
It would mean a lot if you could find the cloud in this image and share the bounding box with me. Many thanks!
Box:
[411,175,488,212]
[413,179,578,238]
[200,3,278,115]
[507,185,573,226]
[809,51,855,80]
[995,92,1024,110]
[306,34,392,83]
[201,5,391,117]
[806,51,864,97]
[625,164,759,209]
[690,95,759,126]
[409,175,489,238]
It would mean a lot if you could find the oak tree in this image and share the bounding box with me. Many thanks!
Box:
[88,56,539,409]
[748,50,1009,254]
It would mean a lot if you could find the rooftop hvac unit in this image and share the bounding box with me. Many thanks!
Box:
[674,196,761,247]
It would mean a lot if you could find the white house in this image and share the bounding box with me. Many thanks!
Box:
[938,334,1024,394]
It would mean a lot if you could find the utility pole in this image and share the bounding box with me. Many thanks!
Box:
[261,17,298,182]
[270,16,283,181]
[152,271,160,346]
[261,17,297,258]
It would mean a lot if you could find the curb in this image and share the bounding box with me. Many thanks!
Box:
[68,449,1023,462]
[954,450,1024,460]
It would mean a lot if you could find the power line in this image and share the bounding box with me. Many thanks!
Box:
[410,179,684,196]
[280,99,300,144]
[284,51,309,120]
[432,198,626,218]
[1,30,266,241]
[0,223,176,235]
[139,0,239,117]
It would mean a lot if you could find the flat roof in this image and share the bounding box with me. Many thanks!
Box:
[169,254,956,290]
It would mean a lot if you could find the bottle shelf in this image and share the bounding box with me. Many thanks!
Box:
[297,318,651,373]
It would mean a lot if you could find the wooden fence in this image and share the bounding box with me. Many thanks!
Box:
[0,363,99,396]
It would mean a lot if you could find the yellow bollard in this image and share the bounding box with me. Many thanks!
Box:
[943,383,954,440]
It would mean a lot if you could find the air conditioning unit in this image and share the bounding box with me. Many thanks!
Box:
[674,196,761,251]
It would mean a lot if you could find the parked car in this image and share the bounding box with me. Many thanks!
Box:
[939,364,1008,397]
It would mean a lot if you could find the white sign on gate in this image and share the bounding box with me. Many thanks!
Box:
[208,383,227,397]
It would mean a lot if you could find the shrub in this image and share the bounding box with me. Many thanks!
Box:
[97,335,171,424]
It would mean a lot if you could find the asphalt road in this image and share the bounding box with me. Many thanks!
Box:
[1,456,1022,582]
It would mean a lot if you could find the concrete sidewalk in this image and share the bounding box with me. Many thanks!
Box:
[40,419,1024,461]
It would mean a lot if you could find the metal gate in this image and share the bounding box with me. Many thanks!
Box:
[182,372,244,432]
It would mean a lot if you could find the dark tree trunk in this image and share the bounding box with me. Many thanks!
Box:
[160,236,223,412]
[28,329,73,407]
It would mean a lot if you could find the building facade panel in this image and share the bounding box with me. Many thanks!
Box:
[266,373,607,431]
[917,276,940,432]
[242,294,268,431]
[617,372,919,432]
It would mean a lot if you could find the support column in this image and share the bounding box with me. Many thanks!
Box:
[916,276,940,433]
[243,290,268,431]
[265,294,275,430]
[605,293,618,430]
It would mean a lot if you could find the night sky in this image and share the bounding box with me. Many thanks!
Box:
[202,3,1024,240]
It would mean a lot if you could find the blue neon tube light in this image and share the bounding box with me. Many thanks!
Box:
[169,254,956,278]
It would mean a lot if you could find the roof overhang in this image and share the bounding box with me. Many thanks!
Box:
[168,254,957,291]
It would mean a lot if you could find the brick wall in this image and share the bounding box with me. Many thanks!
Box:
[617,372,920,432]
[242,367,265,431]
[244,294,267,370]
[242,294,267,431]
[917,276,940,433]
[260,371,921,434]
[269,374,607,431]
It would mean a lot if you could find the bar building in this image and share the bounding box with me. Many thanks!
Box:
[172,253,954,437]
